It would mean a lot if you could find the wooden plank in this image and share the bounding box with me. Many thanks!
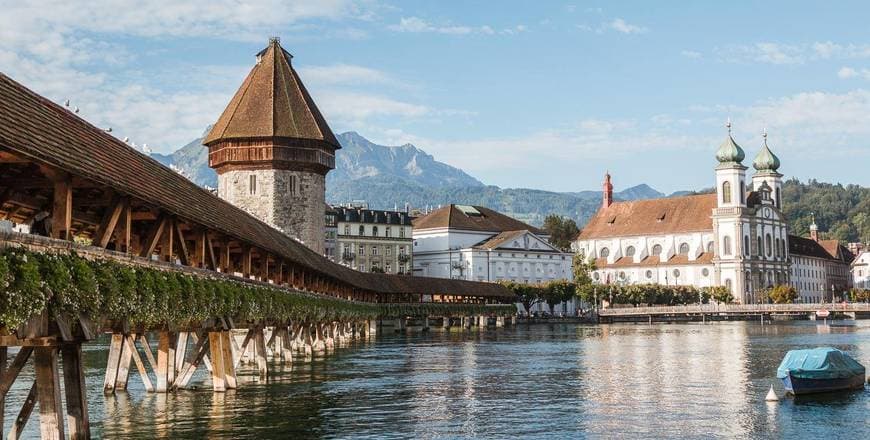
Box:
[155,332,170,393]
[220,331,237,389]
[0,347,33,399]
[233,328,255,369]
[125,335,154,392]
[189,333,213,373]
[115,199,132,253]
[115,334,133,390]
[174,220,190,266]
[175,332,189,375]
[139,335,158,373]
[102,333,123,394]
[51,178,72,240]
[33,347,65,440]
[7,382,37,440]
[192,230,205,268]
[242,246,253,278]
[208,332,226,392]
[219,240,231,273]
[61,344,91,439]
[139,214,168,258]
[161,218,175,263]
[94,195,124,248]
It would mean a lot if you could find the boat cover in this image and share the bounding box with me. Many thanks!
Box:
[776,347,866,380]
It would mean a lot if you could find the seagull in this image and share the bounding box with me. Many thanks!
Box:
[105,127,112,133]
[123,137,129,143]
[64,99,70,107]
[74,106,79,114]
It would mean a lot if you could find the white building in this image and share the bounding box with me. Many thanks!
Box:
[412,204,574,313]
[853,252,870,289]
[332,205,413,274]
[574,127,792,304]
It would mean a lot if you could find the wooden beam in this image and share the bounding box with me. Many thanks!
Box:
[126,335,153,392]
[139,214,168,258]
[241,246,253,278]
[174,336,209,390]
[0,347,33,399]
[94,195,124,248]
[117,199,131,253]
[51,178,72,240]
[173,220,190,266]
[205,233,218,271]
[0,150,29,163]
[7,382,37,440]
[139,335,158,373]
[0,347,4,432]
[208,332,227,392]
[102,334,123,394]
[219,240,232,273]
[61,344,90,439]
[193,229,206,268]
[33,347,65,439]
[161,218,175,263]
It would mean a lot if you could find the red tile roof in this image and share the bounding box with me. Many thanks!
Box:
[578,194,717,240]
[413,205,543,234]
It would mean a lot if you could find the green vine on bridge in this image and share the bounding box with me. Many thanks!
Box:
[0,248,515,331]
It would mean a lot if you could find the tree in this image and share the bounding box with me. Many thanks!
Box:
[849,288,870,303]
[542,214,580,252]
[705,286,734,304]
[501,281,543,315]
[767,285,798,304]
[572,254,597,306]
[370,266,385,273]
[543,280,575,314]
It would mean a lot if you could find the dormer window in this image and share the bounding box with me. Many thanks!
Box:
[656,212,666,222]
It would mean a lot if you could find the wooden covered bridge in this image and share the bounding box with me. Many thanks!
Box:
[0,69,515,439]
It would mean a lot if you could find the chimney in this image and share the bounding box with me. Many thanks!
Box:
[602,171,613,208]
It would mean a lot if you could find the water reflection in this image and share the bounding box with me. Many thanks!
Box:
[4,322,869,438]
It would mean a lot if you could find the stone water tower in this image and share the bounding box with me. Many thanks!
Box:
[204,38,339,254]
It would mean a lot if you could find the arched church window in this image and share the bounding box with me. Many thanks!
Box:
[723,236,732,256]
[725,279,732,291]
[744,236,750,256]
[740,182,745,204]
[679,243,690,255]
[722,181,732,204]
[757,237,763,257]
[776,189,781,208]
[652,244,662,256]
[625,246,636,257]
[706,241,715,254]
[599,247,610,258]
[765,234,772,257]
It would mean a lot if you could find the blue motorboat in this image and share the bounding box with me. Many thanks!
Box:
[776,347,866,395]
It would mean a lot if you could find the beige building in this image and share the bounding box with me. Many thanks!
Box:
[334,206,412,274]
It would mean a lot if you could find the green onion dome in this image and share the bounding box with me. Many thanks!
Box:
[716,122,746,164]
[753,133,781,172]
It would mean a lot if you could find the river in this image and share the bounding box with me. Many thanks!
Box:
[4,321,870,439]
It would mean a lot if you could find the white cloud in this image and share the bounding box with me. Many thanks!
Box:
[716,41,870,65]
[317,91,429,124]
[388,17,525,36]
[609,18,647,34]
[300,64,390,85]
[681,50,702,59]
[838,67,858,79]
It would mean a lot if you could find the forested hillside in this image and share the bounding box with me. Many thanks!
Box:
[782,179,870,243]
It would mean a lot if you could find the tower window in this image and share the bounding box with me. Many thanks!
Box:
[744,236,750,256]
[289,175,297,195]
[722,181,732,204]
[723,236,732,256]
[740,182,745,203]
[249,174,257,195]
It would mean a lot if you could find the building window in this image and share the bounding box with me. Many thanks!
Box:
[765,234,772,257]
[679,243,690,255]
[625,246,636,257]
[673,269,681,278]
[722,181,732,204]
[740,182,745,204]
[386,246,392,256]
[618,271,626,280]
[386,227,391,237]
[359,225,365,236]
[593,272,600,280]
[344,225,350,235]
[399,227,406,238]
[645,270,653,279]
[744,236,750,256]
[359,246,365,256]
[757,237,763,257]
[372,246,379,256]
[702,268,710,277]
[385,263,391,273]
[600,247,610,258]
[372,226,379,237]
[652,244,662,256]
[723,236,732,256]
[707,241,715,254]
[249,174,257,195]
[289,175,297,195]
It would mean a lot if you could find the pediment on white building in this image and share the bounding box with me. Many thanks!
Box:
[473,230,560,252]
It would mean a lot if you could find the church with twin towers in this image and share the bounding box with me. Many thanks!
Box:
[573,123,793,304]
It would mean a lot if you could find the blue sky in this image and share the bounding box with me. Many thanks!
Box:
[3,1,870,193]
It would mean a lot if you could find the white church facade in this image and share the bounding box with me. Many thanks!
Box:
[573,126,793,304]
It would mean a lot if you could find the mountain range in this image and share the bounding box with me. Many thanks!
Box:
[150,130,677,226]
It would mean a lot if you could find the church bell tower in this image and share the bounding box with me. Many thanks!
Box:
[204,38,340,254]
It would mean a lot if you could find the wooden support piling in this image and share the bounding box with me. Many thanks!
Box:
[155,331,176,393]
[103,333,123,394]
[8,382,37,440]
[0,346,5,435]
[115,334,134,391]
[220,331,237,389]
[61,344,91,439]
[33,347,65,440]
[254,327,268,379]
[126,335,154,392]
